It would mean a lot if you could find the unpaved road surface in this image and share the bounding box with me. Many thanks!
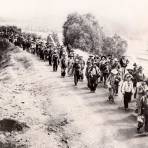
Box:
[0,47,147,148]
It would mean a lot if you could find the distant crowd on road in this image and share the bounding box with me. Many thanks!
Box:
[1,28,148,135]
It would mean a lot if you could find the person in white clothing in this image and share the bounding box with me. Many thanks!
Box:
[121,74,134,110]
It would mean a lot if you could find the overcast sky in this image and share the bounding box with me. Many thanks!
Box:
[0,0,148,38]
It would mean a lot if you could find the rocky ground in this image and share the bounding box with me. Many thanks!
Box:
[0,47,147,148]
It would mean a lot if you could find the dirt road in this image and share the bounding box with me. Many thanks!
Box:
[0,47,147,148]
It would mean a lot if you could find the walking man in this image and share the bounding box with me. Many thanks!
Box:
[52,51,59,72]
[121,75,134,111]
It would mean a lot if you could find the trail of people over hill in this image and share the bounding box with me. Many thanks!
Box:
[0,28,148,147]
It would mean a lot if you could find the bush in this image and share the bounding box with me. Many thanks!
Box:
[0,25,22,38]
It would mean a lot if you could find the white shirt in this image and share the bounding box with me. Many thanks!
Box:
[121,81,133,94]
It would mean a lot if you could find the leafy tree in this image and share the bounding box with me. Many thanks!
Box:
[102,34,127,57]
[63,13,103,53]
[0,25,22,38]
[63,13,127,57]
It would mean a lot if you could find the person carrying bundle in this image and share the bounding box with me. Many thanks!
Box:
[88,62,100,92]
[107,69,120,103]
[79,56,85,81]
[61,54,67,77]
[136,81,147,114]
[73,59,81,86]
[67,54,74,76]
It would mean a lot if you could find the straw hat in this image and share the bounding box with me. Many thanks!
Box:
[101,56,106,60]
[111,69,118,75]
[126,74,133,79]
[89,54,93,57]
[114,58,118,62]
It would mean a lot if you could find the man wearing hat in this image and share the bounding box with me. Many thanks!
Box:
[112,58,120,70]
[133,63,138,70]
[114,70,121,96]
[59,46,64,59]
[132,63,138,98]
[48,47,53,66]
[87,55,94,65]
[61,54,67,77]
[52,51,59,72]
[107,69,119,103]
[67,54,74,76]
[79,56,85,81]
[136,81,147,114]
[121,74,134,111]
[94,55,100,67]
[133,66,145,99]
[136,66,145,83]
[43,46,49,61]
[100,57,109,87]
[88,62,100,92]
[101,56,106,61]
[120,56,129,79]
[85,60,92,88]
[73,58,82,86]
[39,45,44,60]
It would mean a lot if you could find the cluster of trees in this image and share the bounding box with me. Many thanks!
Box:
[0,25,23,55]
[22,32,39,42]
[102,34,128,57]
[0,25,22,38]
[63,13,127,57]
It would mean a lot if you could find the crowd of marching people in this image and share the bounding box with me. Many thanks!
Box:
[1,28,148,134]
